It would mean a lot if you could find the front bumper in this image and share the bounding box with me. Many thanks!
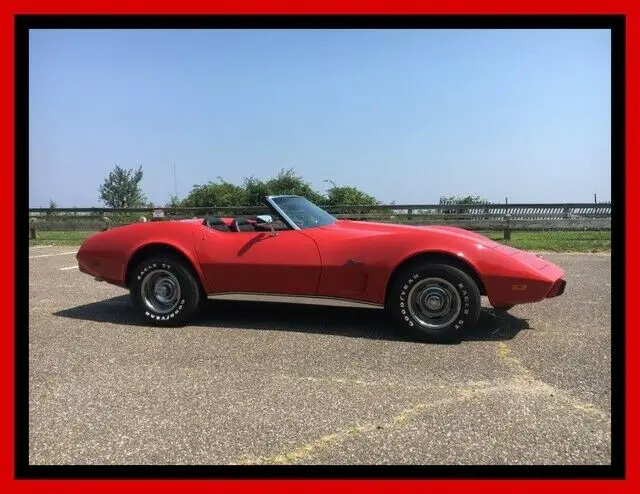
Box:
[484,249,567,306]
[546,278,567,298]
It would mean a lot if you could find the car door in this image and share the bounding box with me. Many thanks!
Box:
[194,226,322,296]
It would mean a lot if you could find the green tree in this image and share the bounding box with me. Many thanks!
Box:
[46,198,58,216]
[439,195,488,205]
[165,194,182,208]
[181,178,247,207]
[242,176,272,205]
[264,168,326,204]
[240,168,328,205]
[439,195,489,214]
[326,185,379,206]
[98,165,147,208]
[322,181,379,218]
[179,169,381,217]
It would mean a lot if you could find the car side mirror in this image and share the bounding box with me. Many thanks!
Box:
[256,215,273,224]
[256,215,277,237]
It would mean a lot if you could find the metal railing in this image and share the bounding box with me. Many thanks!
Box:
[28,202,612,240]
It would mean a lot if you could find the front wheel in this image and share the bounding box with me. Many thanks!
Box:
[129,256,202,326]
[387,263,481,342]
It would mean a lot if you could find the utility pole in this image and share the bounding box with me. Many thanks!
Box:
[173,161,178,198]
[594,193,597,204]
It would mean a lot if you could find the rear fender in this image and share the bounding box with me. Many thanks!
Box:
[123,230,207,290]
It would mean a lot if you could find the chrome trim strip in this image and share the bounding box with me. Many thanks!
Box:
[265,195,301,231]
[208,292,384,309]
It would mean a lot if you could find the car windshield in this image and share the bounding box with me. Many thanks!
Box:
[271,196,337,229]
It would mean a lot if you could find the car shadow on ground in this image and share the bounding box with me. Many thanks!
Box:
[53,295,530,343]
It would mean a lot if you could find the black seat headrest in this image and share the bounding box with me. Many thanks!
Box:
[203,216,225,227]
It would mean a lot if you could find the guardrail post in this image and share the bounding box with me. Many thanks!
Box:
[100,216,110,231]
[503,214,512,240]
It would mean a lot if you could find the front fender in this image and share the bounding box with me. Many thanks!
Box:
[362,233,488,304]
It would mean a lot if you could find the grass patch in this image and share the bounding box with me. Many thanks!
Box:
[482,231,611,252]
[28,229,611,252]
[29,230,96,246]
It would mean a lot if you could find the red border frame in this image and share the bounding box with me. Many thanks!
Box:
[3,0,636,492]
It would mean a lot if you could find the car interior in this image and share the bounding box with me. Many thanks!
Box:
[202,216,231,231]
[202,216,285,233]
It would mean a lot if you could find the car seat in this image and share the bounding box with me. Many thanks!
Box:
[202,216,231,232]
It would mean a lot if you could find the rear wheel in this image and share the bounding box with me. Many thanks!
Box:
[387,262,481,342]
[129,256,202,326]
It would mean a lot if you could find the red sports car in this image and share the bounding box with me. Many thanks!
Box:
[76,195,566,342]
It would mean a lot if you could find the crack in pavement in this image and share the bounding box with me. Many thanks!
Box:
[232,390,478,465]
[233,343,609,465]
[495,342,609,420]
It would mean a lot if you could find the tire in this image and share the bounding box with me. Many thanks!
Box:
[129,256,202,326]
[387,262,481,342]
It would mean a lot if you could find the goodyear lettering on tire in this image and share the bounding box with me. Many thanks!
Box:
[138,262,185,321]
[399,272,470,331]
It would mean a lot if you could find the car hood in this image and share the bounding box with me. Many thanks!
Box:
[324,220,502,248]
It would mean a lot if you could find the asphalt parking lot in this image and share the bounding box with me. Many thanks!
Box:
[28,246,611,465]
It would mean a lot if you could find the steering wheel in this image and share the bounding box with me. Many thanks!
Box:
[231,217,254,232]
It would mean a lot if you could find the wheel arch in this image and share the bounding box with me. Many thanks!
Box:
[124,242,206,294]
[384,250,487,305]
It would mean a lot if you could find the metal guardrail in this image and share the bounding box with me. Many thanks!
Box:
[28,202,612,216]
[28,202,612,240]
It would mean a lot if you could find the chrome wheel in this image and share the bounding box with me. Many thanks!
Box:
[407,277,462,330]
[140,269,181,314]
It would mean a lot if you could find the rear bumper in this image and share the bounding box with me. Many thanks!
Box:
[76,251,127,288]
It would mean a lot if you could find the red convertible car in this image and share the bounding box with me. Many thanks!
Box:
[76,195,566,341]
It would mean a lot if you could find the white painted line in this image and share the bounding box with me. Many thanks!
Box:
[29,251,77,259]
[29,245,53,249]
[60,265,79,271]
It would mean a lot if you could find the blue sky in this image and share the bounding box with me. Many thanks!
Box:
[29,28,611,207]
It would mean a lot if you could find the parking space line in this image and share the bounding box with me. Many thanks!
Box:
[29,251,77,259]
[29,245,53,249]
[60,265,79,271]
